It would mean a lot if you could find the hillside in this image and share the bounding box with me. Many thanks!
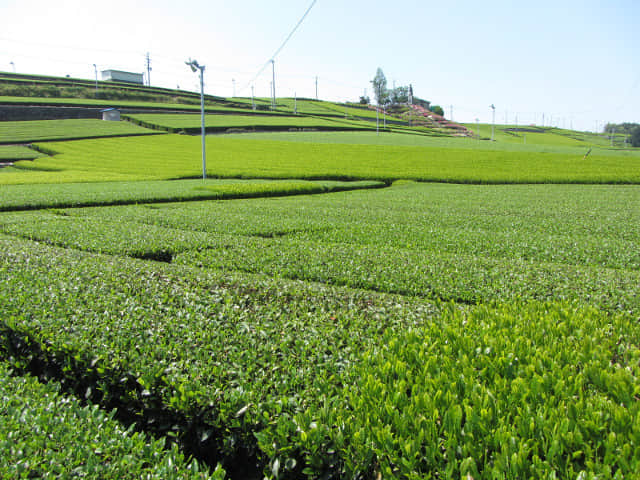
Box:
[1,70,640,480]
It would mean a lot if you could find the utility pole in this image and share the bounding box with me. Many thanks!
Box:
[93,64,98,97]
[232,78,236,98]
[315,76,318,100]
[271,59,276,109]
[145,52,151,86]
[490,104,496,141]
[251,85,255,110]
[408,84,413,127]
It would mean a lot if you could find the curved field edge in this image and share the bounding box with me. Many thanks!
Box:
[2,134,639,185]
[1,183,638,314]
[0,236,445,477]
[0,179,384,211]
[0,361,224,479]
[0,118,161,144]
[1,238,638,478]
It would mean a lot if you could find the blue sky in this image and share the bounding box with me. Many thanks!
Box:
[1,0,638,131]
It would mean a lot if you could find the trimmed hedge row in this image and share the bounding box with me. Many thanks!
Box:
[0,236,440,477]
[0,361,224,479]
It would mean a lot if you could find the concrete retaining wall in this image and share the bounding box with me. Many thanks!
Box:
[0,105,104,121]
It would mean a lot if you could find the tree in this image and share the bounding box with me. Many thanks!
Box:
[389,86,409,105]
[370,68,388,106]
[604,122,639,135]
[359,95,370,105]
[631,126,640,147]
[430,105,444,116]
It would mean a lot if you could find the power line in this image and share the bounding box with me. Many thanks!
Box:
[238,0,318,95]
[270,0,318,62]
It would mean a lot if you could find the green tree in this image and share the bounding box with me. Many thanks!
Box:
[370,68,388,106]
[390,86,409,105]
[430,105,444,116]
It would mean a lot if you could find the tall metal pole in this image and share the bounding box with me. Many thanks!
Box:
[251,85,255,110]
[199,66,206,179]
[10,61,15,73]
[271,59,276,109]
[145,52,151,86]
[490,104,496,141]
[93,64,98,97]
[186,59,206,179]
[315,76,318,100]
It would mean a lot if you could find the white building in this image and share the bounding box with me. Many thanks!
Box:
[101,69,144,85]
[101,108,121,121]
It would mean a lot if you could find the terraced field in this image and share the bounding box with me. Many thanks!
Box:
[0,145,43,160]
[0,178,381,211]
[0,118,159,144]
[127,113,373,132]
[2,133,639,185]
[1,116,639,479]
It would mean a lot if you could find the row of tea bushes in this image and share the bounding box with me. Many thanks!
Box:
[263,302,640,479]
[0,235,441,477]
[0,361,224,479]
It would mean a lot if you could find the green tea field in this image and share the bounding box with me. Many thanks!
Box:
[1,111,639,479]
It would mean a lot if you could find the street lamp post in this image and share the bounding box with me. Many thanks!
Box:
[10,61,15,73]
[185,58,207,180]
